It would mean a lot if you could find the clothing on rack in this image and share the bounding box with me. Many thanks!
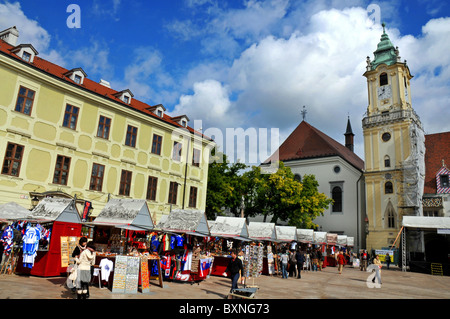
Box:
[22,226,41,268]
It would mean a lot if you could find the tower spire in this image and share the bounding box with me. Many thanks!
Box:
[344,116,354,152]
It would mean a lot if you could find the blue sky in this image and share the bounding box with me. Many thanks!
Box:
[1,0,450,164]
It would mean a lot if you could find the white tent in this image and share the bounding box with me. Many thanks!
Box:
[210,216,250,241]
[28,197,81,223]
[0,202,31,221]
[402,216,450,229]
[91,198,154,230]
[275,226,297,242]
[248,222,277,241]
[313,231,327,244]
[157,209,210,236]
[297,229,314,243]
[337,235,348,246]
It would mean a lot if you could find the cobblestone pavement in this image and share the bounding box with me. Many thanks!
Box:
[0,265,449,300]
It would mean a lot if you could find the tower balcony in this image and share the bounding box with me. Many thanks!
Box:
[362,109,422,129]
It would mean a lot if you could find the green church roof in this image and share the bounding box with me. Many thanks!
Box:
[370,23,398,70]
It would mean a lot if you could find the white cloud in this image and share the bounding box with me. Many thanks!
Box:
[173,5,450,164]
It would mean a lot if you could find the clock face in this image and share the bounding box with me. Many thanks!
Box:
[377,85,392,100]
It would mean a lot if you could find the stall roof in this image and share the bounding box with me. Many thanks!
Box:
[0,202,31,221]
[347,237,354,246]
[313,231,327,244]
[297,229,314,243]
[337,235,348,246]
[157,209,210,236]
[248,222,277,241]
[275,225,297,242]
[402,216,450,229]
[210,216,249,240]
[91,198,154,230]
[28,197,81,223]
[326,233,338,245]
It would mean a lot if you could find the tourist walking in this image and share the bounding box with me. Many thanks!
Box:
[372,255,382,284]
[75,241,96,299]
[295,249,305,279]
[223,249,244,292]
[337,250,346,274]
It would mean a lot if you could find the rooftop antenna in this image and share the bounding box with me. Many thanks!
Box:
[301,105,307,121]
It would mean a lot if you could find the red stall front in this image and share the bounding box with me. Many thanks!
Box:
[15,198,82,277]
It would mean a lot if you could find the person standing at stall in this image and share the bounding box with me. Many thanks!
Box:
[223,249,243,293]
[75,241,96,299]
[279,249,289,279]
[295,249,305,279]
[385,252,391,270]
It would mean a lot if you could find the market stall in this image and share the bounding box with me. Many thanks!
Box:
[14,197,82,277]
[0,202,34,274]
[156,209,212,283]
[87,198,159,293]
[209,216,250,277]
[312,231,328,269]
[248,222,277,275]
[324,233,338,267]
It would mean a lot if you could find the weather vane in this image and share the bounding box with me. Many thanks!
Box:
[301,105,307,121]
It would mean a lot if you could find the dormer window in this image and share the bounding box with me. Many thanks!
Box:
[113,89,133,104]
[22,51,31,62]
[9,44,38,63]
[441,175,449,188]
[64,68,87,85]
[147,104,166,118]
[172,115,190,128]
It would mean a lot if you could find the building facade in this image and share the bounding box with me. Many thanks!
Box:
[0,26,214,223]
[362,24,426,251]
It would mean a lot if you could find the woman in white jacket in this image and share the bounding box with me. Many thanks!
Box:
[75,241,96,299]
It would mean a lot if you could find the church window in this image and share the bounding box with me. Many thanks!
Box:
[380,73,388,86]
[385,181,393,194]
[384,155,391,168]
[382,132,391,142]
[387,210,395,228]
[332,186,342,212]
[294,174,301,182]
[333,165,341,173]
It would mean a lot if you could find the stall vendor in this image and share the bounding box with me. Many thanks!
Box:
[222,249,243,293]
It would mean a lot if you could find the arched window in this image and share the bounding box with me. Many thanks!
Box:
[332,186,342,212]
[380,73,388,86]
[384,155,391,168]
[294,174,301,182]
[385,181,393,194]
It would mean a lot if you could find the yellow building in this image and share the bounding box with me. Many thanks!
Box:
[0,26,214,223]
[362,24,425,250]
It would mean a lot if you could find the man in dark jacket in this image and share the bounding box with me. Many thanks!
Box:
[295,249,305,279]
[223,249,243,292]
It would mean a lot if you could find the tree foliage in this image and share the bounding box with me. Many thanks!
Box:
[205,155,333,229]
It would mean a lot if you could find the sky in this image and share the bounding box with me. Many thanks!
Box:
[1,0,449,166]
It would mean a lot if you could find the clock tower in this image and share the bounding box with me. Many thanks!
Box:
[362,24,425,251]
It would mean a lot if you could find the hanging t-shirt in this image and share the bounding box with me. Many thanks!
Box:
[99,258,114,282]
[1,226,14,255]
[22,226,41,268]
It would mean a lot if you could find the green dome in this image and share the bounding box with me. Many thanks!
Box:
[371,23,398,70]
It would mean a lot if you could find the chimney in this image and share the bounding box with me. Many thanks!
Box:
[0,26,19,46]
[344,116,354,152]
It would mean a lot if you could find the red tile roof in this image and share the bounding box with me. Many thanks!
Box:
[0,38,211,140]
[264,120,364,170]
[424,131,450,194]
